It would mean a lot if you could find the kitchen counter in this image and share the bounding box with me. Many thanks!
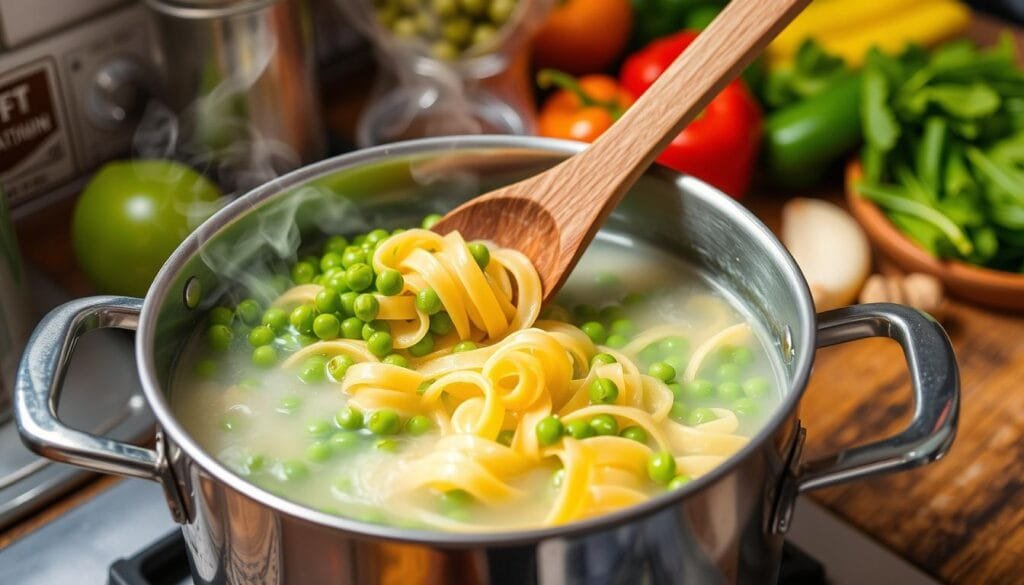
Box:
[4,16,1024,582]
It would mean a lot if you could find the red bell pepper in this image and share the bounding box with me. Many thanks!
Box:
[620,31,762,198]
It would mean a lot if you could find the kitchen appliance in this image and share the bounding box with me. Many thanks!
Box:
[143,0,327,192]
[13,136,959,584]
[0,1,158,213]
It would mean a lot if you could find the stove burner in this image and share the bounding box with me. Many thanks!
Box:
[107,531,825,585]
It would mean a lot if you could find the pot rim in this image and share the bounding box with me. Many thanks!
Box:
[137,135,817,546]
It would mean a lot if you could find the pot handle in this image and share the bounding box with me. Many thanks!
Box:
[797,303,959,492]
[14,296,185,521]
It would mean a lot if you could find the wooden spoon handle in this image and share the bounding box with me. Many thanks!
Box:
[546,0,810,236]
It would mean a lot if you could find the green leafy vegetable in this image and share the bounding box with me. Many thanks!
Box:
[857,36,1024,273]
[761,39,852,110]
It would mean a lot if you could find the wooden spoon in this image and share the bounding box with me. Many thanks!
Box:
[432,0,810,302]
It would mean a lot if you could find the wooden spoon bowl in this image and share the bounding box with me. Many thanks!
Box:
[845,160,1024,311]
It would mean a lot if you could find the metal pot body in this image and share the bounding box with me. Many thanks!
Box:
[14,137,959,585]
[144,0,326,190]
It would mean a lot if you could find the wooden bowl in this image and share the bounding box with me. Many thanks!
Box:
[845,160,1024,311]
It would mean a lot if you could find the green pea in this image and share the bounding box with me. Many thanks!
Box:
[441,17,472,47]
[489,0,515,23]
[345,263,374,292]
[247,325,273,347]
[278,395,301,414]
[669,402,688,422]
[330,431,360,452]
[261,307,288,333]
[733,398,758,417]
[289,304,316,335]
[658,336,688,355]
[639,343,661,364]
[717,381,743,401]
[383,353,409,368]
[207,324,233,352]
[620,426,648,443]
[252,345,277,368]
[717,362,741,381]
[341,246,366,268]
[439,489,473,518]
[429,312,454,335]
[366,228,390,244]
[194,359,217,379]
[320,252,345,272]
[667,382,684,401]
[313,314,341,340]
[590,414,618,436]
[306,441,332,462]
[668,474,692,490]
[468,242,490,269]
[352,234,367,245]
[375,269,404,296]
[606,334,628,349]
[335,406,364,430]
[341,317,364,339]
[291,261,317,284]
[306,418,334,437]
[452,341,477,353]
[591,353,617,367]
[686,407,718,426]
[581,321,607,344]
[588,378,619,404]
[421,214,442,229]
[324,235,349,255]
[281,460,308,481]
[415,288,442,315]
[354,294,380,321]
[315,289,340,314]
[535,416,563,446]
[648,361,676,383]
[367,332,393,358]
[236,299,261,326]
[565,419,595,439]
[210,306,234,326]
[743,377,770,398]
[665,355,687,371]
[298,356,328,384]
[408,334,435,357]
[243,453,265,474]
[339,291,358,317]
[311,275,326,286]
[647,452,677,485]
[471,24,497,48]
[496,429,514,446]
[327,354,356,380]
[367,409,401,435]
[731,346,754,366]
[406,414,433,435]
[362,319,390,341]
[609,318,635,337]
[324,272,350,293]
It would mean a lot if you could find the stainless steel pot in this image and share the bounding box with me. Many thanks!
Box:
[14,137,959,584]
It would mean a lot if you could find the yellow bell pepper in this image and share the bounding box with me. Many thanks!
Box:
[768,0,971,68]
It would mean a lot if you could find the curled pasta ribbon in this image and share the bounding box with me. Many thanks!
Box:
[373,229,542,345]
[396,435,533,504]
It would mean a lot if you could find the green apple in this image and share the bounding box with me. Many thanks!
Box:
[72,160,222,296]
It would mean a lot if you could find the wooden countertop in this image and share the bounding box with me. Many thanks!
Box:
[4,14,1024,584]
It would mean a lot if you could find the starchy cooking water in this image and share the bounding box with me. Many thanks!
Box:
[171,232,783,531]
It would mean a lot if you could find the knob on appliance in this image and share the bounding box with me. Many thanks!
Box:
[87,57,152,130]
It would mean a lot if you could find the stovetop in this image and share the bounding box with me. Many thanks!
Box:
[0,477,826,585]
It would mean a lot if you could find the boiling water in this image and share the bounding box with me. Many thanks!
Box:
[171,234,782,530]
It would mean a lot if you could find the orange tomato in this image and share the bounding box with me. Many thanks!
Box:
[532,0,633,75]
[537,75,634,143]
